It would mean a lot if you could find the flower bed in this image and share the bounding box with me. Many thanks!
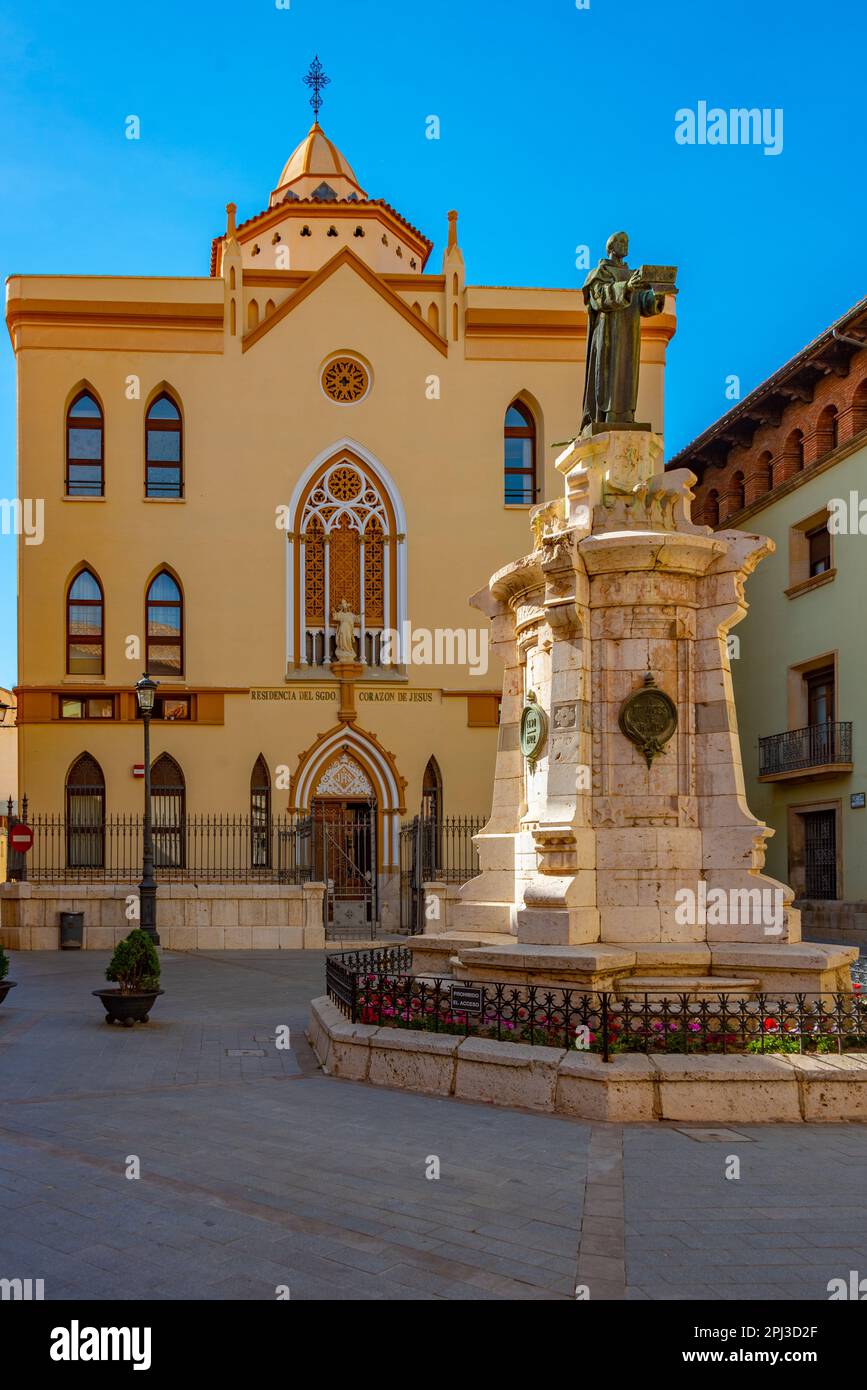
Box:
[325,951,867,1061]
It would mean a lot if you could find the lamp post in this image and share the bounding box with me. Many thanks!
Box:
[135,675,160,945]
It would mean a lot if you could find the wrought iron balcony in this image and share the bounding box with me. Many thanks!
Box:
[758,721,853,780]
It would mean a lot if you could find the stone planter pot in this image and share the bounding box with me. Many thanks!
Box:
[0,981,17,1007]
[93,988,164,1026]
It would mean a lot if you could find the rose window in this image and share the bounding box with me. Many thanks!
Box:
[321,357,370,404]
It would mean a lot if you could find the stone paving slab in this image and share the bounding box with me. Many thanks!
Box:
[1,949,867,1300]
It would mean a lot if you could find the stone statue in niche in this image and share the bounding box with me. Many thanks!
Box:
[332,598,358,663]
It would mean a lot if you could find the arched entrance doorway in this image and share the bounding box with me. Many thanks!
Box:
[290,722,407,935]
[311,752,376,931]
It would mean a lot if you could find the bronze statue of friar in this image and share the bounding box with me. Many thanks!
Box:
[581,232,676,432]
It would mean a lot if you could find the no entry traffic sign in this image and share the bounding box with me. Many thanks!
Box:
[8,823,34,853]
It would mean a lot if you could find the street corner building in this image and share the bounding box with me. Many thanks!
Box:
[672,294,867,954]
[3,101,676,946]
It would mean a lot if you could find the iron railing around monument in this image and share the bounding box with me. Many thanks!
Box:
[326,949,867,1062]
[5,806,314,884]
[399,814,484,934]
[759,721,852,777]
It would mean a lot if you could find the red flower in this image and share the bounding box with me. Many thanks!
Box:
[763,1017,779,1031]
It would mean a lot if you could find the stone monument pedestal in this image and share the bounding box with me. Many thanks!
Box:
[419,428,856,996]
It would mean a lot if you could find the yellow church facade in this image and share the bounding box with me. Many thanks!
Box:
[7,114,674,928]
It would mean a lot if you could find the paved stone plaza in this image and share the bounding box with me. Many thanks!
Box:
[1,949,866,1301]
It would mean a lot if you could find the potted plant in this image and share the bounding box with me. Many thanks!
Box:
[0,945,16,1007]
[93,928,163,1026]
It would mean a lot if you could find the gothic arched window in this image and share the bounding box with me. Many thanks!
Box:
[294,453,398,668]
[251,755,271,868]
[151,753,185,868]
[66,391,104,497]
[422,756,442,821]
[66,752,105,868]
[67,569,104,675]
[504,401,537,504]
[146,571,183,675]
[145,393,183,499]
[421,756,443,872]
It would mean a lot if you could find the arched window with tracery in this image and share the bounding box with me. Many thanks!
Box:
[293,452,400,668]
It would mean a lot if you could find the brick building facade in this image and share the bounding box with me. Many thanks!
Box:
[679,296,867,528]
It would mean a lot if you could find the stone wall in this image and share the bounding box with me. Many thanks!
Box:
[0,880,326,951]
[797,899,867,951]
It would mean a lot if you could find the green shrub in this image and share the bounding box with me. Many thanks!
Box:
[0,946,9,982]
[105,929,160,994]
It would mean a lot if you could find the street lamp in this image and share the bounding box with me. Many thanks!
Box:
[135,675,160,945]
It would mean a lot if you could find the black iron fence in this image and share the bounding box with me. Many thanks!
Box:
[5,807,314,884]
[759,721,852,777]
[326,950,867,1061]
[399,814,484,933]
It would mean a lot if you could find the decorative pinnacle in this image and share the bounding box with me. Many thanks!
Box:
[304,56,330,123]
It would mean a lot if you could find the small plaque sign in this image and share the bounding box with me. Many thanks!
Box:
[519,691,548,763]
[450,985,484,1016]
[851,792,866,809]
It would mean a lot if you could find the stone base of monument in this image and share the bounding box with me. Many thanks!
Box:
[418,938,857,997]
[409,932,513,977]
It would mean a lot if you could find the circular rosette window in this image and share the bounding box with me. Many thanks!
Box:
[321,355,371,404]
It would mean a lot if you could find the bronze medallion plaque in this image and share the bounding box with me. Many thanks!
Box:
[618,672,677,768]
[519,691,548,763]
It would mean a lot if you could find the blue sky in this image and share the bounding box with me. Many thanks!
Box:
[0,0,864,687]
